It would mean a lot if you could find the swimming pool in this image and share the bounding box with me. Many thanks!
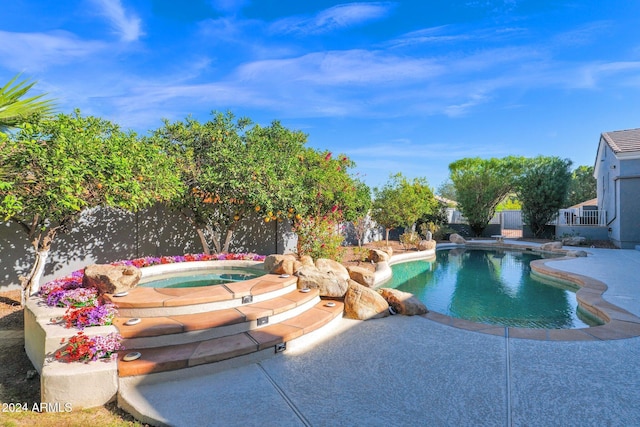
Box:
[388,248,603,329]
[139,267,266,288]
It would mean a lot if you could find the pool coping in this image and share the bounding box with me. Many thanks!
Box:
[382,241,640,341]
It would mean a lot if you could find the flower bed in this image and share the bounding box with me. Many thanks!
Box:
[55,331,123,362]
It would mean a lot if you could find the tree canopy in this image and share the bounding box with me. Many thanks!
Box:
[566,165,596,207]
[517,156,572,237]
[372,173,437,244]
[448,157,524,236]
[153,112,307,254]
[1,110,183,298]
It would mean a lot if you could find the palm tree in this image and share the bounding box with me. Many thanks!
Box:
[0,73,55,133]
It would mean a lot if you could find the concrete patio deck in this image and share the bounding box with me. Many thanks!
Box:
[121,244,640,427]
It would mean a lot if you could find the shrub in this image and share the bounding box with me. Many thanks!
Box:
[399,231,420,250]
[294,215,344,261]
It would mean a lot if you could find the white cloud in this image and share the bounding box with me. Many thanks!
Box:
[236,50,442,86]
[0,30,106,72]
[270,2,396,35]
[88,0,143,42]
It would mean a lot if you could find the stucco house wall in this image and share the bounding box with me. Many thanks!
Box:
[594,128,640,249]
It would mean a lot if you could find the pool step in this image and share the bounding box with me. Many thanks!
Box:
[116,299,344,378]
[114,288,321,349]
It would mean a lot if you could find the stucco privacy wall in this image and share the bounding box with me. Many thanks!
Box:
[0,204,298,292]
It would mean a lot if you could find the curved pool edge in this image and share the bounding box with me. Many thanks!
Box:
[376,242,640,341]
[138,260,265,284]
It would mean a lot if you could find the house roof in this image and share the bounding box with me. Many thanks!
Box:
[569,198,597,209]
[601,128,640,154]
[435,195,457,206]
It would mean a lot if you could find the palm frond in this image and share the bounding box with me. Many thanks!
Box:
[0,73,56,133]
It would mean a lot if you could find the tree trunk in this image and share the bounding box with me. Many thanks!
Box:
[385,228,390,246]
[208,225,221,254]
[222,222,236,253]
[195,227,211,255]
[25,249,49,296]
[21,230,56,306]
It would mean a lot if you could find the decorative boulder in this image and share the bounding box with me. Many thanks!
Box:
[83,264,142,295]
[562,236,586,246]
[449,233,466,244]
[368,249,390,263]
[299,255,315,267]
[315,258,350,283]
[347,265,375,288]
[264,254,297,275]
[296,266,349,298]
[566,250,588,257]
[417,240,436,251]
[378,288,428,316]
[344,282,389,320]
[540,241,563,251]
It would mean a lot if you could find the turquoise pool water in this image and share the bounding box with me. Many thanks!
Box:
[388,248,603,329]
[140,267,266,288]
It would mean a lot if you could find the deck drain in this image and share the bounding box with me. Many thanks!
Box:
[257,316,269,326]
[242,295,253,304]
[325,302,336,307]
[124,318,141,326]
[275,343,286,353]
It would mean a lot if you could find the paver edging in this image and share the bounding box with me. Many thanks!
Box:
[374,241,640,341]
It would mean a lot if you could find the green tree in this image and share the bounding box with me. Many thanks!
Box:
[0,110,183,302]
[517,156,573,237]
[349,179,372,248]
[0,74,55,133]
[372,173,437,245]
[449,157,523,236]
[566,165,596,207]
[436,179,457,203]
[154,112,307,254]
[294,149,366,259]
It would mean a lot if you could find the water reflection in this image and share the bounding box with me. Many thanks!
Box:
[389,249,600,329]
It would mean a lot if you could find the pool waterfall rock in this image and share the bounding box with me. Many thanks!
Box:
[264,251,426,321]
[367,246,393,263]
[295,263,350,297]
[83,264,142,295]
[344,281,390,320]
[378,288,428,316]
[346,265,375,288]
[540,241,563,251]
[418,240,436,251]
[449,233,467,244]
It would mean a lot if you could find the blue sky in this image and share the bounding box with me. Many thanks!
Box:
[2,1,639,190]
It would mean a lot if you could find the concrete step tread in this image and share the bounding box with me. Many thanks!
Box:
[114,288,320,339]
[117,300,344,377]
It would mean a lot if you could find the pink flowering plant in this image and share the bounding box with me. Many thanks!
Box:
[64,303,118,329]
[293,213,345,261]
[111,252,265,268]
[54,331,123,363]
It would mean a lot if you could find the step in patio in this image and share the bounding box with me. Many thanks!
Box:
[116,299,344,378]
[113,287,321,349]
